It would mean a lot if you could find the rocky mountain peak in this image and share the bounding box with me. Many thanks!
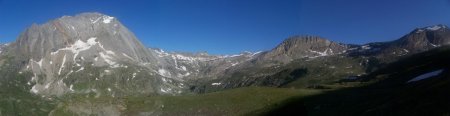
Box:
[261,35,348,63]
[14,12,156,63]
[413,24,448,33]
[394,24,450,51]
[9,12,164,96]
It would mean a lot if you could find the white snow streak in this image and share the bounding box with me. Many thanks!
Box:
[58,55,67,75]
[407,69,445,83]
[75,67,84,72]
[426,25,443,31]
[69,84,74,91]
[122,53,134,60]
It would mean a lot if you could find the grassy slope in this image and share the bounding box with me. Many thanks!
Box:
[0,55,57,115]
[52,87,321,116]
[258,46,450,116]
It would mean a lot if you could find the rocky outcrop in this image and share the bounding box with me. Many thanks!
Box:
[261,36,348,63]
[0,43,8,54]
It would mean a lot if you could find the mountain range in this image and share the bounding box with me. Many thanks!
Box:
[0,12,449,115]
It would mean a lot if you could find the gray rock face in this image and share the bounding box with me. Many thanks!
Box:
[391,25,450,51]
[7,12,177,96]
[261,36,348,63]
[0,43,8,54]
[346,25,450,60]
[14,12,156,64]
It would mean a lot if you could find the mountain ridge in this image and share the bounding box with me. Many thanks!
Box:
[1,12,450,96]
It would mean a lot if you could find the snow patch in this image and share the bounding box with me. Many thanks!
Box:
[132,73,137,79]
[162,78,168,83]
[52,37,98,62]
[122,53,134,60]
[416,29,424,33]
[69,84,74,91]
[251,51,263,57]
[102,16,114,24]
[403,49,409,53]
[58,55,67,75]
[308,48,331,57]
[407,69,444,83]
[426,25,443,31]
[174,54,196,61]
[154,49,170,57]
[224,54,242,58]
[362,45,371,50]
[106,50,115,55]
[180,66,187,71]
[158,69,171,77]
[91,17,101,24]
[430,43,439,47]
[211,83,221,86]
[100,52,119,68]
[44,83,51,89]
[160,87,172,93]
[75,67,84,72]
[31,86,39,93]
[30,58,44,68]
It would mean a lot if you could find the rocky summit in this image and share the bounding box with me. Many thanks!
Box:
[1,12,450,115]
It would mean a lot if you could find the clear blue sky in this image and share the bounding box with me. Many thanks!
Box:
[0,0,450,54]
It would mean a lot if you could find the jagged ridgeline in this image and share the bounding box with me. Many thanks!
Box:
[2,12,450,96]
[0,12,449,115]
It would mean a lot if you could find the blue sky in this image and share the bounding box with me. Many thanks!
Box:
[0,0,450,54]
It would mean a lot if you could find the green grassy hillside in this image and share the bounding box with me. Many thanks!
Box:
[257,46,450,116]
[50,87,320,116]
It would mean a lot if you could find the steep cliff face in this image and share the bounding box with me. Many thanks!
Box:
[14,12,156,64]
[259,36,348,64]
[6,13,185,97]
